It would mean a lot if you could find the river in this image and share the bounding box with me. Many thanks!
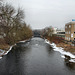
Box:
[0,37,75,75]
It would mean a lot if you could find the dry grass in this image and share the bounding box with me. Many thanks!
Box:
[56,43,75,54]
[0,38,10,50]
[0,44,10,50]
[45,36,75,54]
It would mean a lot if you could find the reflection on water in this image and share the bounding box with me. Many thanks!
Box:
[64,55,75,70]
[65,61,75,70]
[0,37,75,75]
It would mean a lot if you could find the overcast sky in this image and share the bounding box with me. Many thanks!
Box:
[5,0,75,29]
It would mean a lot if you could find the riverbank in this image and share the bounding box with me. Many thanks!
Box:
[45,39,75,63]
[45,36,75,54]
[0,43,15,59]
[56,43,75,54]
[0,45,13,59]
[0,38,31,59]
[0,38,10,58]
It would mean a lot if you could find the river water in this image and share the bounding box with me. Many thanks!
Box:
[0,37,75,75]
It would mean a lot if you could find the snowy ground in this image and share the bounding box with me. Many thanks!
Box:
[0,44,16,59]
[0,39,29,59]
[45,39,75,63]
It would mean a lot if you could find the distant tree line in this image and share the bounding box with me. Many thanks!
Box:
[41,26,54,37]
[0,1,32,45]
[41,26,65,43]
[41,26,55,42]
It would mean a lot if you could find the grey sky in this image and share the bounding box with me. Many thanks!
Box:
[5,0,75,29]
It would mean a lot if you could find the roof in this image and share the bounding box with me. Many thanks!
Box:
[65,21,75,25]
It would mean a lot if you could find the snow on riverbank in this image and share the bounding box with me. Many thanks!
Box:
[4,46,13,55]
[45,39,75,63]
[0,39,30,59]
[19,40,26,43]
[0,46,14,59]
[0,44,16,59]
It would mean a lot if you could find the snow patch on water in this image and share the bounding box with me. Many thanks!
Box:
[44,39,50,45]
[45,39,75,63]
[69,59,75,63]
[61,55,65,58]
[35,44,39,46]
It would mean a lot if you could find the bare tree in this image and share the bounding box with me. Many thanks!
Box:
[0,3,32,45]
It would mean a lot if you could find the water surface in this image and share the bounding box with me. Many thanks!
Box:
[0,37,75,75]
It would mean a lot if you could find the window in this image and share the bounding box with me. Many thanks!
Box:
[67,37,70,40]
[67,37,68,40]
[69,25,71,28]
[65,26,67,28]
[67,32,69,34]
[66,31,70,34]
[65,37,67,40]
[74,25,75,28]
[66,32,67,34]
[69,31,71,34]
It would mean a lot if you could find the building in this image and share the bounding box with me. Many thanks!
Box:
[52,28,57,34]
[57,29,65,38]
[65,22,75,41]
[52,27,65,38]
